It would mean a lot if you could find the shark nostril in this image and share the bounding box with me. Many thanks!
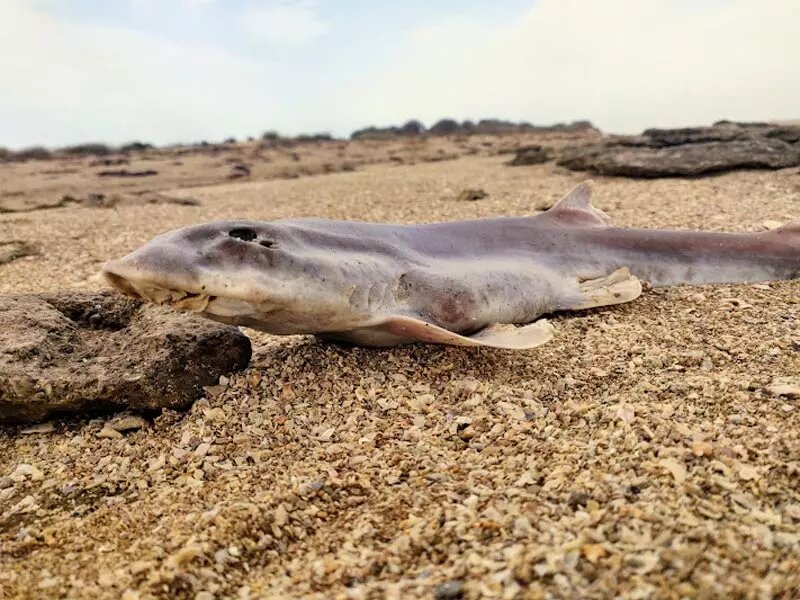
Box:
[259,240,275,248]
[229,228,257,242]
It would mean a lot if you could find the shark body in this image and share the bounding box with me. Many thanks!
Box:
[102,182,799,350]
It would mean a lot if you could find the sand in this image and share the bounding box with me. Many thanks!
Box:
[0,143,799,599]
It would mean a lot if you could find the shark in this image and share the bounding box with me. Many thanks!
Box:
[102,182,799,350]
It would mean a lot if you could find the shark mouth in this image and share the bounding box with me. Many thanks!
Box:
[103,270,265,318]
[171,291,213,312]
[103,270,212,312]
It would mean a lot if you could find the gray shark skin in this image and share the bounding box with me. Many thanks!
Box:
[102,182,799,350]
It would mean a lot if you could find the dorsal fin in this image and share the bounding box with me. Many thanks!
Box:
[544,181,610,227]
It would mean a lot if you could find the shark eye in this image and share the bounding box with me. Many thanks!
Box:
[229,228,257,242]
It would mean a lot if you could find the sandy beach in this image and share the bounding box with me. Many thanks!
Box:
[1,144,798,599]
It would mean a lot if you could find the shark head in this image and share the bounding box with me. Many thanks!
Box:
[102,220,385,334]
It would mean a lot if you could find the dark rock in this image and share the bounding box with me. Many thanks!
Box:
[456,188,489,201]
[228,164,251,179]
[0,290,251,424]
[0,194,78,214]
[425,153,459,163]
[713,119,772,128]
[88,157,130,167]
[567,490,591,510]
[765,126,800,144]
[434,581,465,600]
[557,121,800,178]
[507,144,550,166]
[558,137,800,178]
[96,169,159,178]
[58,192,200,209]
[84,193,110,207]
[640,126,748,147]
[0,241,37,266]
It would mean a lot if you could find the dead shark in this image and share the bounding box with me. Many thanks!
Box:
[102,182,799,350]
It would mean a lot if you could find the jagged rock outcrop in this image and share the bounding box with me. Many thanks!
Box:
[557,122,800,178]
[0,291,252,423]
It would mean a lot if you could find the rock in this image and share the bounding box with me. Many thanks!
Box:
[228,164,251,179]
[567,490,590,510]
[84,193,115,208]
[456,188,489,202]
[61,192,199,209]
[20,422,55,434]
[691,440,714,457]
[434,581,465,600]
[557,122,800,178]
[97,427,123,439]
[559,137,800,178]
[96,169,159,178]
[640,126,750,147]
[658,457,687,483]
[0,241,37,266]
[506,144,550,166]
[765,126,800,144]
[88,157,130,167]
[0,290,251,424]
[108,415,148,432]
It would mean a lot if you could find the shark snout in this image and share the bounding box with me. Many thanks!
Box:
[101,242,205,302]
[102,263,143,298]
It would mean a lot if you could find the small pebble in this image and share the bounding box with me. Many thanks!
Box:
[97,427,123,439]
[435,580,465,600]
[109,415,147,432]
[21,422,55,434]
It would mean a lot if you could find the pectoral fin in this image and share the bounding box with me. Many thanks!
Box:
[379,316,555,350]
[568,267,643,310]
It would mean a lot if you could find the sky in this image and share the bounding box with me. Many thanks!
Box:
[1,0,798,149]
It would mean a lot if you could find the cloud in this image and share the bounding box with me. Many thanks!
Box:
[130,0,215,6]
[2,0,798,148]
[0,2,282,148]
[239,1,327,45]
[338,0,800,133]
